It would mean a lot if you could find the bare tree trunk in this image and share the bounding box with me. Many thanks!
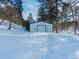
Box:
[61,19,64,31]
[64,20,68,31]
[71,6,77,34]
[8,16,12,30]
[74,20,77,34]
[0,19,4,25]
[56,20,58,33]
[55,0,59,33]
[63,21,65,31]
[66,21,68,31]
[6,6,13,30]
[70,0,77,34]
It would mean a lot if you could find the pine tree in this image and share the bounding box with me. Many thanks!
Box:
[37,0,57,24]
[15,0,23,20]
[37,6,46,22]
[27,13,35,24]
[61,3,70,31]
[37,0,63,32]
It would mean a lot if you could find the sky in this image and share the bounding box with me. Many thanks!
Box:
[22,0,39,21]
[22,0,79,21]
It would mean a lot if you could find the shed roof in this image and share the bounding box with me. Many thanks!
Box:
[30,22,52,25]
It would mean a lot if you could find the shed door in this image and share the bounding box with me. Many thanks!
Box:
[37,25,46,32]
[46,25,51,32]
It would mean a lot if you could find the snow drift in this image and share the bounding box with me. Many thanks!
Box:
[0,19,25,32]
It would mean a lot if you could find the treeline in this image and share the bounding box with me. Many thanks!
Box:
[37,0,79,34]
[0,0,79,34]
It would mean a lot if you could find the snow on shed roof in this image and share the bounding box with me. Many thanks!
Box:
[30,22,52,25]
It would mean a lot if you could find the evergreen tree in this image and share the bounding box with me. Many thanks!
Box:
[37,0,56,23]
[37,0,63,32]
[37,6,46,22]
[27,13,35,23]
[61,3,70,31]
[15,0,23,19]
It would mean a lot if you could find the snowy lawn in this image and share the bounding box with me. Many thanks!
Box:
[0,31,49,59]
[0,30,79,59]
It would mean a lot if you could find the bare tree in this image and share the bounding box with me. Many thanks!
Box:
[65,0,79,34]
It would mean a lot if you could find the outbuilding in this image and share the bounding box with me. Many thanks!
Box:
[30,22,52,32]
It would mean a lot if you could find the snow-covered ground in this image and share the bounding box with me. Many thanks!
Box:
[0,19,26,33]
[0,19,79,59]
[0,31,79,59]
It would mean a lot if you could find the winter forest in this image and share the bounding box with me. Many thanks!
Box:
[0,0,79,59]
[0,0,79,34]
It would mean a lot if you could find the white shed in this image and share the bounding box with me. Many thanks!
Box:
[30,22,52,32]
